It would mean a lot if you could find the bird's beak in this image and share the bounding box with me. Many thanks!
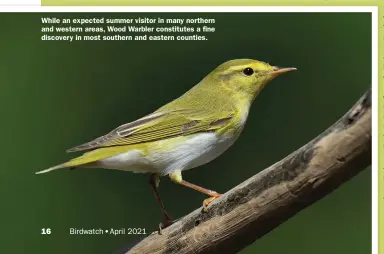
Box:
[270,66,297,76]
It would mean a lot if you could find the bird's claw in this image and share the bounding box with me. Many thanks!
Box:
[202,194,221,212]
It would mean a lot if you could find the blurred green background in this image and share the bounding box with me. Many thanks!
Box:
[0,13,371,254]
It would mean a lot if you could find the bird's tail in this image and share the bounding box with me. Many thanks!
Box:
[35,146,130,175]
[35,162,70,174]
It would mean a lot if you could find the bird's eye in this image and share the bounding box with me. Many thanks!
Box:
[243,67,254,76]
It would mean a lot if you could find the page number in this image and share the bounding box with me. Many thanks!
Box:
[41,228,51,235]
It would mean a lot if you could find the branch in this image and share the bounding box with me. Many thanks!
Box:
[125,89,372,254]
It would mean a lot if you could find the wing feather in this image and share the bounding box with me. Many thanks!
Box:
[67,109,233,153]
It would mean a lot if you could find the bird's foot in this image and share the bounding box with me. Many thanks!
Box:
[202,193,222,212]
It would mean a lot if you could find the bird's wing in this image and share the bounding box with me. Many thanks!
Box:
[67,108,234,153]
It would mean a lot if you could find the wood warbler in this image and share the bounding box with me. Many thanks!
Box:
[36,59,296,228]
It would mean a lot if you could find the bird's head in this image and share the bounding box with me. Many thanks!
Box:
[206,59,296,102]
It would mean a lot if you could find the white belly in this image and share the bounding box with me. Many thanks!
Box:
[153,132,237,175]
[96,132,238,176]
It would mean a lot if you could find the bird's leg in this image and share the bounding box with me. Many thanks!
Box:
[169,170,222,211]
[148,173,174,231]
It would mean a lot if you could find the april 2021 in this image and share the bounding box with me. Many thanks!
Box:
[69,228,147,235]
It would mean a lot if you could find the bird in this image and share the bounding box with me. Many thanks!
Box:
[36,59,296,228]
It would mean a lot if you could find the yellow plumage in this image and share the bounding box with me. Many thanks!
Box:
[37,59,296,174]
[36,58,296,226]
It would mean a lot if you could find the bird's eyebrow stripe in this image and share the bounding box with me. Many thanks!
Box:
[225,65,251,73]
[218,65,253,79]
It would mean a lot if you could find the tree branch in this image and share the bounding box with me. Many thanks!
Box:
[125,89,372,254]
